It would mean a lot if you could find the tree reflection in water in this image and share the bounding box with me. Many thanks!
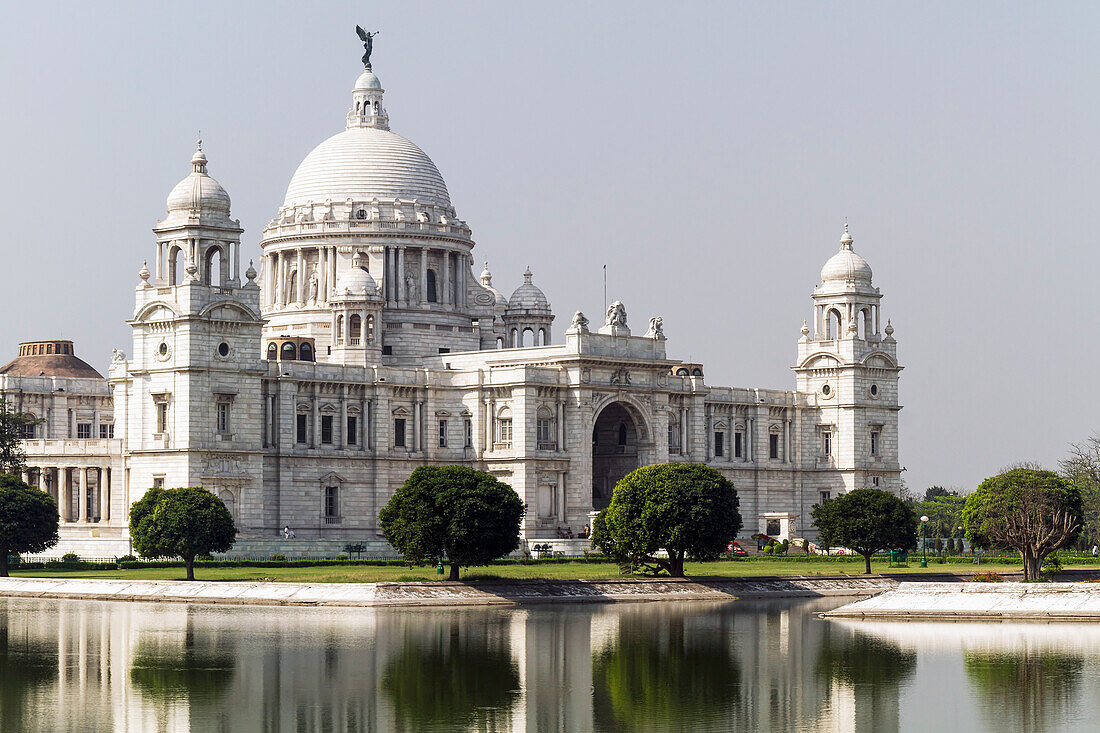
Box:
[965,649,1083,733]
[814,624,916,733]
[129,611,235,703]
[381,616,520,732]
[0,607,58,732]
[592,607,740,732]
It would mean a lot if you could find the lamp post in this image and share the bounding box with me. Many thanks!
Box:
[920,515,929,568]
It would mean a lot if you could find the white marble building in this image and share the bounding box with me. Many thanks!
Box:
[1,52,902,557]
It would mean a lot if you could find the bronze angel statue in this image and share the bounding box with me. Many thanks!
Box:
[356,26,379,68]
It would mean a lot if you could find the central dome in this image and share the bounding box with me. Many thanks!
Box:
[283,127,451,209]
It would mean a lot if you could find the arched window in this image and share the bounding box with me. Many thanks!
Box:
[335,315,345,344]
[287,270,298,303]
[299,342,314,362]
[266,343,278,360]
[366,314,375,343]
[496,337,504,349]
[858,308,871,339]
[538,328,547,346]
[511,328,518,347]
[280,342,297,361]
[204,246,223,286]
[349,314,362,345]
[826,309,842,340]
[426,270,437,302]
[168,245,183,286]
[522,328,534,347]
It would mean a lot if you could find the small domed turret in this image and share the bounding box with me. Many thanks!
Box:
[162,140,233,226]
[820,224,873,287]
[506,267,551,314]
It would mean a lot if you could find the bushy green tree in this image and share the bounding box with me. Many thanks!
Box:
[963,468,1082,580]
[0,474,59,576]
[0,399,39,476]
[1061,434,1100,549]
[129,487,236,580]
[591,463,742,577]
[812,488,917,574]
[379,466,525,580]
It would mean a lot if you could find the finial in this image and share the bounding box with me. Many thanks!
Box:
[884,319,894,337]
[139,260,151,286]
[245,260,257,281]
[840,221,853,248]
[523,266,533,283]
[800,320,810,337]
[480,261,492,284]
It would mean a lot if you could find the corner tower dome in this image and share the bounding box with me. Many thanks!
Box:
[819,224,873,290]
[281,66,451,210]
[161,141,233,225]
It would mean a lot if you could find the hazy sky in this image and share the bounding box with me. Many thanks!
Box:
[1,1,1097,494]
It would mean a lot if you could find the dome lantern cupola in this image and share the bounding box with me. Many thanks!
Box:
[347,68,389,131]
[504,266,554,347]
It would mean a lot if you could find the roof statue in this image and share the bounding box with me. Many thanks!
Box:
[356,26,379,69]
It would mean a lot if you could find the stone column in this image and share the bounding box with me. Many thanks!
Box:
[318,247,327,305]
[442,250,451,305]
[419,248,428,306]
[233,242,240,282]
[397,247,406,305]
[296,249,305,304]
[104,468,111,522]
[78,467,87,523]
[38,468,47,495]
[411,397,420,453]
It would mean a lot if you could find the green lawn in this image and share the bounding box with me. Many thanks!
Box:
[6,556,1048,583]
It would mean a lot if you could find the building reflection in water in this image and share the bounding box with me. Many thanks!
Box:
[2,597,1100,731]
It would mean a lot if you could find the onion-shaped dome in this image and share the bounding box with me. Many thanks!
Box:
[506,267,551,314]
[820,225,872,285]
[333,255,380,299]
[165,142,232,215]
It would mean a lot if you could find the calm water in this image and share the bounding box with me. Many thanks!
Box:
[0,596,1097,732]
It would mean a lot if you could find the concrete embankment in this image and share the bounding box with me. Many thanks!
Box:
[826,581,1100,621]
[0,575,896,609]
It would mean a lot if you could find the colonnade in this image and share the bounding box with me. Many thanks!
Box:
[262,245,471,310]
[24,466,112,524]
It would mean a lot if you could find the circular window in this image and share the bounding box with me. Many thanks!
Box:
[158,343,168,356]
[870,384,879,397]
[821,384,832,397]
[155,341,171,362]
[217,342,230,358]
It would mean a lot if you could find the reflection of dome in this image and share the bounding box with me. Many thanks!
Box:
[507,267,550,313]
[166,143,231,215]
[820,225,872,284]
[283,129,450,209]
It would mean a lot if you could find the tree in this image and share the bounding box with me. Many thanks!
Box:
[379,466,525,580]
[0,399,38,476]
[590,463,742,577]
[0,474,59,576]
[129,487,236,580]
[923,486,958,502]
[811,488,917,574]
[1060,434,1100,549]
[963,468,1082,580]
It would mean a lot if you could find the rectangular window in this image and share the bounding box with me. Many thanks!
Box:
[714,431,724,458]
[872,476,881,487]
[394,418,407,448]
[153,476,165,489]
[822,431,832,456]
[76,423,91,439]
[321,415,333,444]
[156,402,168,434]
[382,345,393,355]
[734,431,743,458]
[324,486,339,518]
[870,431,880,456]
[537,418,555,450]
[820,490,831,504]
[296,414,308,444]
[21,420,37,439]
[498,418,513,448]
[216,402,231,433]
[438,347,450,354]
[464,418,473,448]
[347,416,358,445]
[668,423,680,453]
[769,433,779,460]
[99,424,114,439]
[439,419,448,448]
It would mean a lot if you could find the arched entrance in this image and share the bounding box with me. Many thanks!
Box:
[592,401,644,511]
